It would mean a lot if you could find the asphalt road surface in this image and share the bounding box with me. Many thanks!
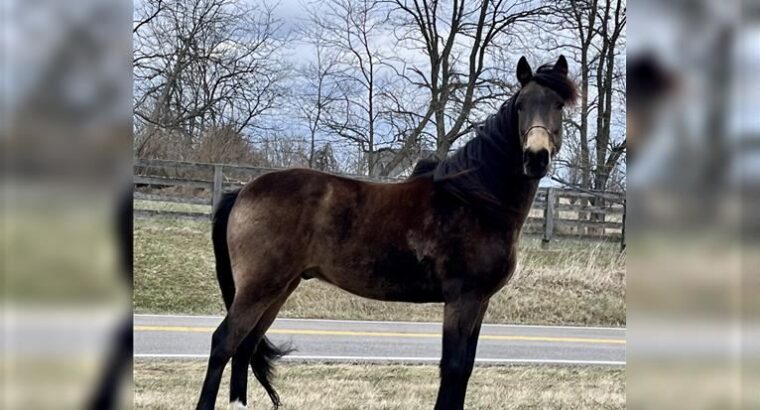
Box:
[134,314,625,366]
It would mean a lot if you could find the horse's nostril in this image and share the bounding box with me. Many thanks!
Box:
[523,150,550,177]
[537,150,549,166]
[526,150,549,167]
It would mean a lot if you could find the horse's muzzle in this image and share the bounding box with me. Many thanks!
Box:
[523,149,550,179]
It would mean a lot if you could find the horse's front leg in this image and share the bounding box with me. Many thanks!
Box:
[434,298,489,410]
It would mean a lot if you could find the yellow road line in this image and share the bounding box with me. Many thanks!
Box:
[134,325,625,345]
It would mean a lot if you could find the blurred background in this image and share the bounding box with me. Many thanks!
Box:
[627,0,759,408]
[1,0,133,408]
[0,0,758,408]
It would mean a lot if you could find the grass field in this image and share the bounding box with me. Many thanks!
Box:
[134,360,624,409]
[133,215,625,326]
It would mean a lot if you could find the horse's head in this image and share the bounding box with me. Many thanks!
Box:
[514,55,576,179]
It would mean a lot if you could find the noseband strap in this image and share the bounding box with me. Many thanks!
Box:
[520,125,554,139]
[521,125,557,157]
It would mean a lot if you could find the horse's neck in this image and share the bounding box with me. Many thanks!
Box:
[479,161,538,229]
[476,132,539,223]
[434,98,541,227]
[502,178,540,226]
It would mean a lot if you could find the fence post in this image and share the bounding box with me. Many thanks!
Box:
[620,197,627,252]
[542,188,556,248]
[212,165,223,217]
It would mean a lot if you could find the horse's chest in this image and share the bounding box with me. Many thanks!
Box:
[441,234,517,295]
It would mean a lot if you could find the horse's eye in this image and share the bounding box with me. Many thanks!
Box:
[555,102,564,110]
[516,103,523,111]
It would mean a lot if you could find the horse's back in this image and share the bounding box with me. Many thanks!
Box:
[229,169,342,243]
[238,168,339,202]
[236,167,429,213]
[230,168,431,246]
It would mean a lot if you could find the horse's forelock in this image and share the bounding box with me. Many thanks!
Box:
[531,66,578,105]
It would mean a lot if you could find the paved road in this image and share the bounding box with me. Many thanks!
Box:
[135,314,625,366]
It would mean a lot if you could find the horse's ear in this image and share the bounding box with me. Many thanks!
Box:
[554,55,568,76]
[517,56,532,86]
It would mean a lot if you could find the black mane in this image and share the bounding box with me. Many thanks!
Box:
[409,157,440,177]
[430,95,522,218]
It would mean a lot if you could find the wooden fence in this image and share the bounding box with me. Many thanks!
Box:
[134,158,625,245]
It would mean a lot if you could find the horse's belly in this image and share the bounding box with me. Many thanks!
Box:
[330,276,444,304]
[317,248,444,303]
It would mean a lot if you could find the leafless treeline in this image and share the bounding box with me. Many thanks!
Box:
[133,0,626,191]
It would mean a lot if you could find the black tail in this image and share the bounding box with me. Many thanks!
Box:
[212,188,293,408]
[212,189,240,311]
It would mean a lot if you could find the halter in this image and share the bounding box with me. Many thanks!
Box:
[520,125,554,139]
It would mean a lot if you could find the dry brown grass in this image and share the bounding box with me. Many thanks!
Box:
[134,216,625,326]
[134,360,624,409]
[134,199,211,214]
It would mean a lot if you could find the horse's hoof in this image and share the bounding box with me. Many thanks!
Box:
[229,400,247,409]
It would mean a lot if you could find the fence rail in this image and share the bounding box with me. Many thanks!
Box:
[133,159,626,245]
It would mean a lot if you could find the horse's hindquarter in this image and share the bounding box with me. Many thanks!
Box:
[226,170,332,292]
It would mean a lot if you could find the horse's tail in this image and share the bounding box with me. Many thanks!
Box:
[212,188,292,408]
[212,189,239,310]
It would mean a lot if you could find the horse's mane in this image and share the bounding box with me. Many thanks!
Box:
[409,158,440,178]
[430,96,520,217]
[411,66,576,219]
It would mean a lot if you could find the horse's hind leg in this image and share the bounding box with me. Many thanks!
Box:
[228,331,257,409]
[196,292,281,410]
[229,279,300,409]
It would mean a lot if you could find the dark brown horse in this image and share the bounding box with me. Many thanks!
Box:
[196,55,576,410]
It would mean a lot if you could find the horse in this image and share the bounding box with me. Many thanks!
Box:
[196,55,577,410]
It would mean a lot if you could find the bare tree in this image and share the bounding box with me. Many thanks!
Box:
[591,0,626,192]
[133,0,165,35]
[375,74,436,172]
[381,0,550,170]
[194,125,265,165]
[133,0,287,160]
[257,133,310,168]
[546,0,626,192]
[295,19,343,168]
[132,0,627,185]
[306,0,392,175]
